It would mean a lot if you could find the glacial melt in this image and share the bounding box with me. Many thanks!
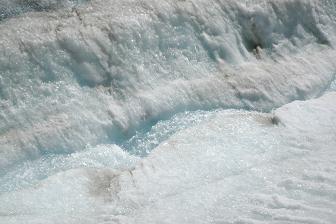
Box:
[0,0,336,223]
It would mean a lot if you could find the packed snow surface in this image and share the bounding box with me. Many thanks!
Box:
[0,0,336,223]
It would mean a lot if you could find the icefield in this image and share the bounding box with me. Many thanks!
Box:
[0,0,336,223]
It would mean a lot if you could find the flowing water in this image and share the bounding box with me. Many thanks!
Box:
[0,0,336,223]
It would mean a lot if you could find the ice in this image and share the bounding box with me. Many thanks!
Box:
[0,0,88,21]
[115,93,336,224]
[1,0,336,170]
[328,76,336,92]
[1,92,335,224]
[0,144,139,193]
[0,0,336,223]
[122,110,213,155]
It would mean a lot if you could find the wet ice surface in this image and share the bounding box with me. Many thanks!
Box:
[1,93,336,224]
[122,110,213,156]
[0,0,336,223]
[0,0,88,21]
[328,78,336,92]
[118,93,336,224]
[0,144,139,193]
[0,110,210,194]
[1,0,336,170]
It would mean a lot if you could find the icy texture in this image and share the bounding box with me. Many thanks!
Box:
[0,144,139,193]
[122,110,213,155]
[0,0,87,21]
[328,77,336,92]
[1,0,336,223]
[1,0,336,171]
[1,92,335,224]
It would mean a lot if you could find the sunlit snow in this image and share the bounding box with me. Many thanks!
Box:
[0,0,335,223]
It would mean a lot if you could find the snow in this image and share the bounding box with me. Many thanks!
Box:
[0,0,87,21]
[1,0,336,170]
[0,0,336,223]
[1,92,335,224]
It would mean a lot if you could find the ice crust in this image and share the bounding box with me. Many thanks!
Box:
[0,0,336,223]
[1,92,335,224]
[0,0,88,21]
[1,0,336,170]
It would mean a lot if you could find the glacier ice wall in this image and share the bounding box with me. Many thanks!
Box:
[1,0,336,171]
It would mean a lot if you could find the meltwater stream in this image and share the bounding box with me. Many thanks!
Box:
[1,0,336,223]
[0,110,210,193]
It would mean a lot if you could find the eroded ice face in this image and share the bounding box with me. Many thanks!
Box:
[0,0,89,21]
[1,0,335,172]
[0,0,336,223]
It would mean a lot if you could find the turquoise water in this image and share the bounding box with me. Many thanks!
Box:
[1,0,336,223]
